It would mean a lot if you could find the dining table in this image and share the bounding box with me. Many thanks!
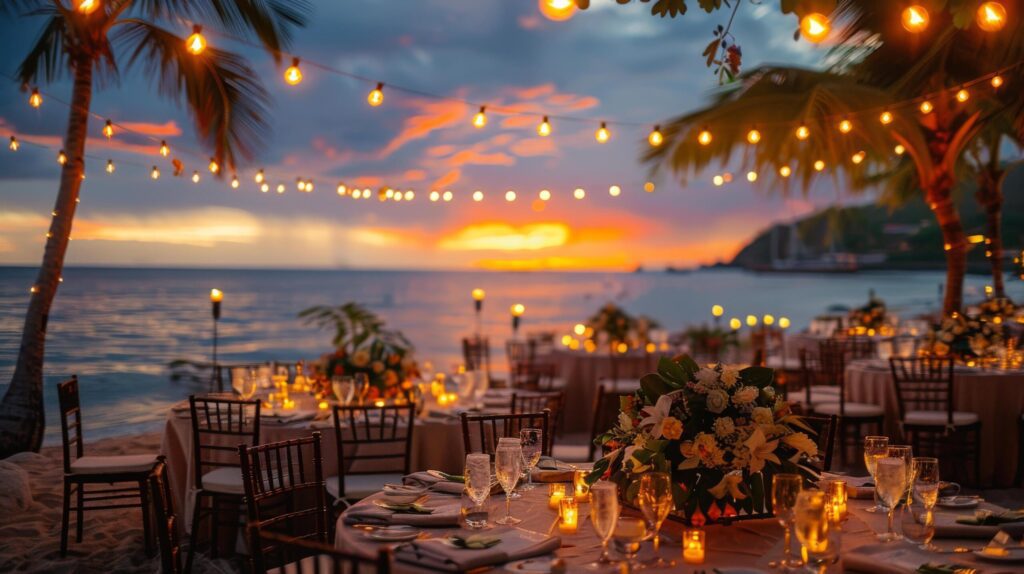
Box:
[334,473,1022,573]
[845,358,1024,487]
[544,349,654,433]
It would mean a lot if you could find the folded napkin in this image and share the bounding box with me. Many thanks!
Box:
[843,543,970,574]
[995,522,1024,543]
[932,512,1001,539]
[343,498,460,527]
[394,528,561,572]
[531,457,577,483]
[403,472,466,495]
[820,472,874,499]
[955,509,1024,527]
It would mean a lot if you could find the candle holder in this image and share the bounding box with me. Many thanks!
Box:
[572,470,590,502]
[558,497,578,534]
[510,304,525,339]
[682,529,706,564]
[472,288,485,338]
[548,483,566,510]
[209,288,223,392]
[824,479,848,522]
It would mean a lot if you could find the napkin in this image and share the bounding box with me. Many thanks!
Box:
[955,509,1024,527]
[843,543,970,574]
[343,499,460,527]
[820,472,875,499]
[531,457,576,483]
[932,512,1002,539]
[394,528,561,572]
[403,471,466,495]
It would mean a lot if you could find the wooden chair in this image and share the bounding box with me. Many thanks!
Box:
[511,391,564,451]
[149,459,182,574]
[460,411,551,458]
[506,339,534,376]
[1017,411,1024,487]
[809,340,884,468]
[57,376,159,557]
[841,336,877,360]
[327,404,416,503]
[239,433,328,573]
[557,384,636,463]
[185,395,261,572]
[889,357,982,486]
[795,350,841,409]
[257,530,391,573]
[799,414,839,473]
[462,336,491,377]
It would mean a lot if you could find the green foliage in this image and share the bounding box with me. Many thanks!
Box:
[299,302,405,351]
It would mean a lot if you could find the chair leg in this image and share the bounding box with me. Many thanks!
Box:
[138,479,153,557]
[60,480,71,556]
[75,484,85,543]
[209,495,221,559]
[185,494,204,574]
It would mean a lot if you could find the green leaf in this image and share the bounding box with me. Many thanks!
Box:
[641,373,673,401]
[585,456,611,485]
[676,355,701,378]
[625,479,641,504]
[740,366,774,388]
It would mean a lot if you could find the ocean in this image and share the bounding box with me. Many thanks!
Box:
[0,266,1015,444]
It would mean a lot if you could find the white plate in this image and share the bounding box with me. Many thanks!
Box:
[364,526,421,542]
[505,558,555,572]
[937,496,980,509]
[973,547,1024,563]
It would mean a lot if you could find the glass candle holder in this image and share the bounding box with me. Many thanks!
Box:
[824,479,848,522]
[558,497,578,534]
[572,470,591,502]
[682,529,706,564]
[548,483,566,510]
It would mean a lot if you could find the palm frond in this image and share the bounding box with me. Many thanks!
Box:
[114,19,270,171]
[0,0,48,16]
[16,12,67,86]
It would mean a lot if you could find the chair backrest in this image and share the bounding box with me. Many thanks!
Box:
[591,385,635,461]
[799,414,839,473]
[461,336,491,375]
[506,339,534,373]
[888,357,955,423]
[844,336,877,359]
[189,395,261,490]
[750,330,767,367]
[57,376,84,474]
[511,391,564,451]
[239,432,328,574]
[331,404,416,498]
[460,411,550,458]
[257,530,390,574]
[149,458,181,574]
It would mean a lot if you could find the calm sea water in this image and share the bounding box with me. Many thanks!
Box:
[0,266,1015,444]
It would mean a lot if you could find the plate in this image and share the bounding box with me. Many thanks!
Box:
[973,547,1024,563]
[506,558,556,572]
[364,526,421,542]
[937,496,980,509]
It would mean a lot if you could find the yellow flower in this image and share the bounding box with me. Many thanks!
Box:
[720,367,740,388]
[782,432,818,461]
[743,428,780,473]
[661,417,683,440]
[351,349,371,367]
[709,472,748,500]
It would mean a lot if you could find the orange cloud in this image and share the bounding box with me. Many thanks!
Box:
[510,137,556,157]
[476,255,634,271]
[377,100,468,158]
[438,222,570,251]
[351,175,382,187]
[426,145,456,157]
[118,121,182,137]
[444,149,515,168]
[511,85,557,100]
[518,15,542,29]
[403,169,427,181]
[431,169,461,190]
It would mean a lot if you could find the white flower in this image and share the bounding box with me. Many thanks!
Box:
[695,367,720,390]
[720,367,740,388]
[732,386,759,406]
[713,417,735,438]
[706,389,729,414]
[709,471,748,500]
[751,407,774,426]
[743,428,780,473]
[617,412,635,432]
[639,394,674,439]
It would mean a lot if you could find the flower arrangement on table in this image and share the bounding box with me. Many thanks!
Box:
[848,293,888,333]
[682,324,739,359]
[586,355,821,525]
[926,312,1005,365]
[300,302,419,400]
[977,296,1017,324]
[585,302,660,351]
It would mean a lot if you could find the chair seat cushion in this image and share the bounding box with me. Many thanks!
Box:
[552,444,591,463]
[267,554,334,574]
[812,402,885,417]
[904,410,979,427]
[70,454,158,475]
[808,385,841,395]
[325,473,405,500]
[201,467,245,494]
[793,388,843,407]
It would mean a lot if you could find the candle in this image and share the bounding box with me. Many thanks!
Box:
[282,398,296,410]
[548,483,566,510]
[373,399,386,408]
[558,497,578,534]
[209,288,223,303]
[318,400,329,410]
[824,479,848,522]
[682,529,705,564]
[572,470,590,502]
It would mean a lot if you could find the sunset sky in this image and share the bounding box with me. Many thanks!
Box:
[0,1,853,271]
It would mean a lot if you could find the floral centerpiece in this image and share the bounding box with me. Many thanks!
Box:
[586,355,820,525]
[586,302,659,350]
[926,312,1004,364]
[300,303,419,400]
[848,292,887,333]
[977,296,1016,324]
[682,324,739,360]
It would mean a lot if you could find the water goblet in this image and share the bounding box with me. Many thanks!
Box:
[772,473,803,569]
[612,517,648,571]
[331,375,355,405]
[888,445,913,502]
[794,491,835,571]
[354,373,370,404]
[519,428,543,492]
[875,456,908,542]
[586,482,620,569]
[910,457,940,551]
[495,445,523,525]
[497,437,523,499]
[637,472,675,568]
[863,435,890,512]
[464,452,492,529]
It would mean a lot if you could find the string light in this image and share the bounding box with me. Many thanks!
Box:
[442,191,453,202]
[429,190,440,202]
[729,317,741,330]
[159,140,169,157]
[473,106,487,128]
[991,75,1004,88]
[191,171,200,183]
[609,185,621,197]
[956,88,969,102]
[712,174,724,186]
[472,190,484,202]
[29,88,42,108]
[255,169,265,184]
[746,171,757,182]
[852,150,866,164]
[800,13,831,43]
[208,157,219,174]
[698,128,712,145]
[539,0,576,21]
[103,120,114,139]
[879,110,894,125]
[919,100,933,114]
[106,159,115,173]
[537,116,551,137]
[643,182,655,193]
[894,144,906,155]
[295,179,306,192]
[746,315,758,327]
[838,119,853,134]
[284,58,303,85]
[57,150,67,165]
[151,166,160,179]
[277,183,286,194]
[337,183,347,196]
[306,179,315,192]
[74,0,100,15]
[8,136,18,151]
[901,5,929,33]
[260,182,270,193]
[231,175,240,188]
[595,122,610,143]
[795,125,810,140]
[368,82,385,107]
[814,159,825,171]
[648,126,663,147]
[539,189,551,201]
[505,190,517,202]
[977,2,1007,32]
[573,188,585,199]
[779,165,792,177]
[186,25,207,55]
[746,128,761,144]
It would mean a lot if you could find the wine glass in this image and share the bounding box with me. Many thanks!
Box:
[464,453,492,529]
[331,375,355,405]
[910,457,940,551]
[874,457,908,542]
[519,428,543,492]
[494,445,523,525]
[354,373,370,404]
[612,517,648,571]
[638,472,675,568]
[232,368,257,400]
[497,437,522,499]
[863,435,890,512]
[772,473,803,569]
[587,482,619,569]
[794,491,835,570]
[887,445,914,503]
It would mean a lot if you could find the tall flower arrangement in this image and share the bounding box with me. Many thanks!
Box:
[926,312,1004,364]
[586,302,659,349]
[587,355,820,525]
[848,293,887,333]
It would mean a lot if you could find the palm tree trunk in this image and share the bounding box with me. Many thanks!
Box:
[0,53,92,457]
[976,166,1006,298]
[928,179,967,316]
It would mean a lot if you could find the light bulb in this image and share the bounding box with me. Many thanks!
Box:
[186,25,207,55]
[103,119,114,138]
[698,128,712,145]
[277,183,285,194]
[977,2,1007,32]
[711,305,724,317]
[779,165,792,178]
[712,175,724,187]
[539,0,576,21]
[29,88,42,108]
[795,125,810,140]
[800,13,831,43]
[505,190,517,202]
[746,128,761,144]
[442,190,453,202]
[814,159,825,171]
[231,175,240,188]
[473,106,487,128]
[595,122,610,143]
[894,144,906,155]
[429,190,439,202]
[337,183,347,196]
[159,140,169,157]
[956,88,969,102]
[901,6,929,33]
[852,151,866,164]
[609,185,621,197]
[192,171,200,183]
[879,110,894,125]
[510,303,525,317]
[472,190,484,202]
[74,0,100,15]
[838,119,853,134]
[537,116,551,137]
[306,180,314,192]
[746,314,758,327]
[404,190,414,201]
[368,82,384,107]
[648,126,663,147]
[284,57,303,85]
[393,192,402,202]
[151,166,160,180]
[919,100,933,114]
[539,189,551,201]
[991,75,1004,88]
[779,317,791,329]
[255,169,265,184]
[643,181,655,193]
[763,314,775,326]
[106,159,115,173]
[729,317,741,330]
[573,188,585,199]
[8,136,18,151]
[208,158,219,173]
[260,183,269,193]
[746,171,757,182]
[57,150,67,165]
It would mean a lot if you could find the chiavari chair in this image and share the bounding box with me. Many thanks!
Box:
[326,404,416,504]
[460,411,550,458]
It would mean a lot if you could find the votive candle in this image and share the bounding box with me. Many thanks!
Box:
[572,470,590,502]
[317,400,329,410]
[373,399,386,408]
[558,497,578,534]
[824,479,848,521]
[548,483,566,510]
[682,529,706,564]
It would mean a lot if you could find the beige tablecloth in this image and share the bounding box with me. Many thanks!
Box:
[547,350,654,433]
[845,359,1024,487]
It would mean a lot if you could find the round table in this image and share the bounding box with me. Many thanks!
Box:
[546,350,654,433]
[845,359,1024,487]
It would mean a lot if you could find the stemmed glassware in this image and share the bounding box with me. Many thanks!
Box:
[354,373,370,404]
[637,472,675,568]
[331,375,355,405]
[910,457,940,551]
[519,428,543,491]
[232,367,257,400]
[874,456,909,542]
[497,437,522,499]
[772,473,804,570]
[612,517,648,571]
[464,453,492,529]
[863,436,890,512]
[495,445,523,525]
[887,445,914,502]
[587,481,620,569]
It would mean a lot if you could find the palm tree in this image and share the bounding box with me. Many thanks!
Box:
[0,0,309,457]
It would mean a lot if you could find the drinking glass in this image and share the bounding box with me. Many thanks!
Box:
[794,491,835,571]
[354,373,370,404]
[519,428,543,492]
[232,368,257,400]
[587,482,620,568]
[874,457,908,542]
[612,517,648,571]
[464,452,492,529]
[497,437,522,499]
[461,489,489,529]
[910,457,940,551]
[638,472,675,568]
[495,446,523,525]
[863,435,890,512]
[331,375,355,405]
[887,445,914,503]
[255,365,273,389]
[772,473,803,569]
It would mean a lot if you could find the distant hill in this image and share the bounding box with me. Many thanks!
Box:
[729,166,1024,272]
